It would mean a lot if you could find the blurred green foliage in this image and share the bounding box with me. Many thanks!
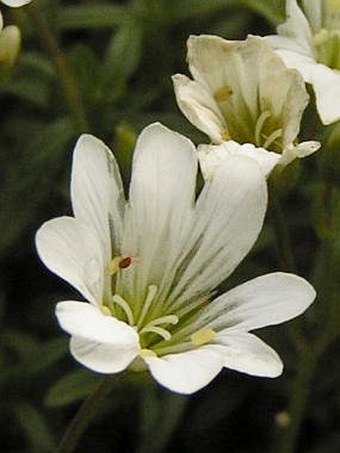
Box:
[0,0,339,452]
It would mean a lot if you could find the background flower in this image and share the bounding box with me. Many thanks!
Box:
[266,0,340,125]
[173,34,319,167]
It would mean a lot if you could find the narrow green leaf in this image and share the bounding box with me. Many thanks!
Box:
[101,20,143,99]
[0,117,76,252]
[2,329,40,359]
[12,401,56,452]
[58,5,128,30]
[25,338,68,376]
[45,370,100,407]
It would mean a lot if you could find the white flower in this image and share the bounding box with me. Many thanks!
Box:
[0,0,32,31]
[173,34,320,169]
[35,123,316,394]
[266,0,340,125]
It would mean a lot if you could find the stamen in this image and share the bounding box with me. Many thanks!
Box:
[263,128,283,149]
[221,128,231,141]
[136,285,158,328]
[108,255,134,275]
[140,326,172,341]
[112,294,134,325]
[191,328,216,346]
[143,315,179,329]
[255,110,271,146]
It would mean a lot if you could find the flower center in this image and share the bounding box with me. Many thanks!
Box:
[313,28,340,70]
[103,284,179,348]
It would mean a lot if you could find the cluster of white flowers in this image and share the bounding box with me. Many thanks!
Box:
[35,0,338,394]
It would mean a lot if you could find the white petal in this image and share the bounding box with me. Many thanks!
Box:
[35,217,105,304]
[273,48,340,125]
[121,123,197,300]
[198,141,280,179]
[56,301,140,373]
[280,140,321,167]
[308,65,340,125]
[1,0,32,6]
[0,11,3,31]
[195,272,315,333]
[266,35,312,57]
[186,34,261,142]
[212,332,283,377]
[71,134,125,262]
[168,154,267,310]
[276,0,313,52]
[56,301,137,343]
[172,73,227,144]
[301,0,321,32]
[70,336,139,374]
[144,348,223,394]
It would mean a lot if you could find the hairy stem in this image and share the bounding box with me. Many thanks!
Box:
[25,4,89,132]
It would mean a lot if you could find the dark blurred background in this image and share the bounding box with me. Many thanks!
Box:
[0,1,339,452]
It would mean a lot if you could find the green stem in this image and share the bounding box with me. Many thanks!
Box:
[56,376,115,453]
[25,4,89,132]
[277,332,335,453]
[277,349,318,453]
[268,182,296,272]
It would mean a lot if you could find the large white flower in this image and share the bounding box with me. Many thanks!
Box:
[0,0,32,31]
[173,34,320,168]
[36,123,315,394]
[266,0,340,125]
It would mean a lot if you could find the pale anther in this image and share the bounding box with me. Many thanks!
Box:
[221,128,231,141]
[214,85,233,103]
[139,348,157,358]
[191,328,216,346]
[100,305,112,316]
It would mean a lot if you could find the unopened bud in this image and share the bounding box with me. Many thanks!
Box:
[0,25,21,67]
